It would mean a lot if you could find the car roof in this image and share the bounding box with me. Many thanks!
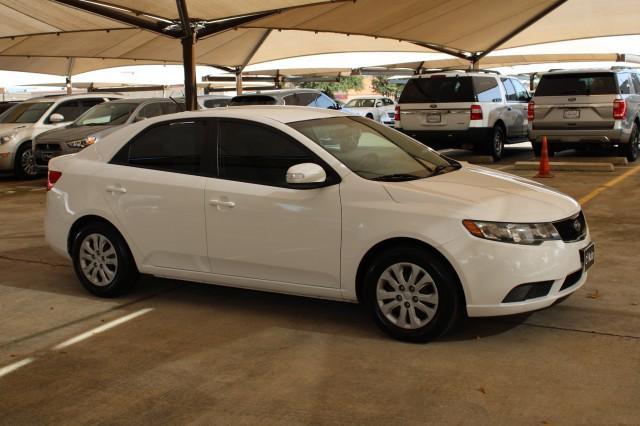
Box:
[107,97,175,105]
[233,88,324,98]
[183,105,347,123]
[410,72,500,79]
[540,68,625,76]
[25,93,123,103]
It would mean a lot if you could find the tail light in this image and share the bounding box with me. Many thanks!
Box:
[613,99,627,120]
[528,101,535,121]
[394,105,401,121]
[470,104,483,121]
[47,170,62,191]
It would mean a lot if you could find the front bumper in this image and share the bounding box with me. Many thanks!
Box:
[0,151,13,171]
[442,232,593,317]
[34,143,76,172]
[399,128,492,146]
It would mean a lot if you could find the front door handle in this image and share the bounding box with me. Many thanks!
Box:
[105,185,127,194]
[209,199,236,208]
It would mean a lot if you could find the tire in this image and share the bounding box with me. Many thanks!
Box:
[14,142,38,179]
[484,126,505,160]
[362,245,462,343]
[71,222,138,297]
[620,123,639,162]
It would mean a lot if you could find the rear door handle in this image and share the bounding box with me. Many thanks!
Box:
[105,185,127,194]
[209,199,236,208]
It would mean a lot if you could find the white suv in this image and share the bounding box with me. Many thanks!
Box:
[395,71,531,159]
[0,94,122,178]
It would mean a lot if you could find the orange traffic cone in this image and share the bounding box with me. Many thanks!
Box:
[535,136,553,178]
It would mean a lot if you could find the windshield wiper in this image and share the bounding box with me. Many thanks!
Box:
[372,173,422,182]
[429,163,462,177]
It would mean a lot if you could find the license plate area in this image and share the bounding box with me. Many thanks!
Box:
[564,109,580,119]
[425,112,442,124]
[580,242,595,272]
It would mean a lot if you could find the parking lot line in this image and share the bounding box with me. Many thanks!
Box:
[53,308,154,350]
[579,163,640,205]
[0,357,35,378]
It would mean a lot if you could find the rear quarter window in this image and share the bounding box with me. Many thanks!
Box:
[399,77,475,103]
[535,73,618,96]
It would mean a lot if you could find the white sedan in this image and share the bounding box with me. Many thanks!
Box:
[344,96,396,125]
[45,106,594,342]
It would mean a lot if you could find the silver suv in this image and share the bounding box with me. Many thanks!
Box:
[529,68,640,161]
[395,71,531,160]
[0,93,122,178]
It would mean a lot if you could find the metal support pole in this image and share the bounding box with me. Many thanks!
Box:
[235,71,243,95]
[181,34,197,110]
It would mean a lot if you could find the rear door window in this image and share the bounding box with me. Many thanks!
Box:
[399,77,475,103]
[631,74,640,94]
[117,120,206,175]
[535,73,618,96]
[473,77,502,103]
[617,73,633,94]
[501,78,517,102]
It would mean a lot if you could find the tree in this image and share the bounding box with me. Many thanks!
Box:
[298,76,363,98]
[371,76,403,99]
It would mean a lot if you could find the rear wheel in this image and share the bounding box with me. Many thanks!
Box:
[532,141,556,158]
[14,143,38,179]
[620,123,639,162]
[363,245,462,342]
[71,222,138,297]
[484,126,505,160]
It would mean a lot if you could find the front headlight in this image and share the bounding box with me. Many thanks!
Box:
[462,220,560,245]
[67,135,98,149]
[0,131,17,144]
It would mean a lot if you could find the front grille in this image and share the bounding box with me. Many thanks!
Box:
[35,143,61,151]
[553,211,587,243]
[560,269,583,291]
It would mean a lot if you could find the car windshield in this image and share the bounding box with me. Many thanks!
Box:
[289,116,458,181]
[345,99,376,108]
[0,102,53,123]
[73,103,137,126]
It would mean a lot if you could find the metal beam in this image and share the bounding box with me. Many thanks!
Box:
[411,42,470,61]
[52,0,172,36]
[197,12,278,39]
[176,0,197,110]
[473,0,569,61]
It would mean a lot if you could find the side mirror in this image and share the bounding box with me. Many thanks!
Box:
[375,102,383,107]
[286,163,326,185]
[49,113,65,123]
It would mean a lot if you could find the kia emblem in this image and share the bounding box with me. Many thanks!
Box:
[568,97,576,102]
[430,104,437,108]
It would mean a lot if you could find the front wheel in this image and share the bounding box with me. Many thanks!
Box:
[71,222,138,297]
[363,246,462,342]
[14,143,38,179]
[620,124,639,162]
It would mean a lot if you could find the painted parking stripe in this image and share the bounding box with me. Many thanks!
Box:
[0,357,35,378]
[53,308,154,350]
[579,163,640,205]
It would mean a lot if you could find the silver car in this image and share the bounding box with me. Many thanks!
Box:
[33,98,184,173]
[529,68,640,161]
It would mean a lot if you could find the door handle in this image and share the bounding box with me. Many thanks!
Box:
[209,199,236,208]
[105,185,127,194]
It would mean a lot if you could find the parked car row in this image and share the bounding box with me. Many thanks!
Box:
[394,68,640,161]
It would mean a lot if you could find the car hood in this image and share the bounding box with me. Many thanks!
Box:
[36,124,119,143]
[382,164,580,223]
[0,123,32,134]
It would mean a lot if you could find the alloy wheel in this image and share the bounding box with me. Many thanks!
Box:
[20,149,37,176]
[376,262,439,330]
[79,233,118,287]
